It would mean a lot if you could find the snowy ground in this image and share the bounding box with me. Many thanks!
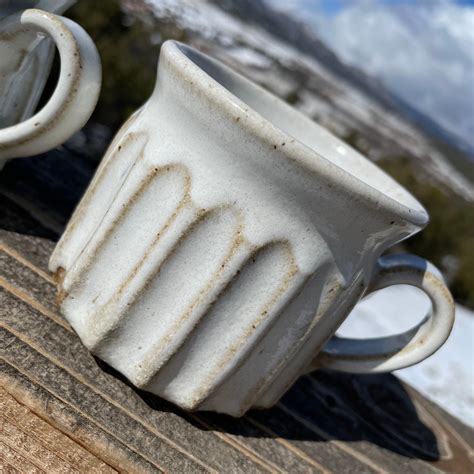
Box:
[338,283,474,427]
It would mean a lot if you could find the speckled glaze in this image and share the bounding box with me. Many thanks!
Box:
[50,41,455,416]
[0,6,101,166]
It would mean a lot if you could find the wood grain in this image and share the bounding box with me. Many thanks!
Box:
[1,386,115,473]
[1,229,473,473]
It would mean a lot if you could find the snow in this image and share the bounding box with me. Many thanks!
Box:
[225,47,273,69]
[338,284,474,427]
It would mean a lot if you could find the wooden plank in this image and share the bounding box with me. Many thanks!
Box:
[1,386,115,473]
[1,360,159,473]
[0,441,44,474]
[0,230,55,274]
[1,228,474,474]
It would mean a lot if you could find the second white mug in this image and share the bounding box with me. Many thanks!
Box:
[0,7,101,166]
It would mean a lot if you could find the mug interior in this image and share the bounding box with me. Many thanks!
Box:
[175,43,427,223]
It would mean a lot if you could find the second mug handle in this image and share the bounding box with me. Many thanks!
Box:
[0,8,101,161]
[311,254,455,373]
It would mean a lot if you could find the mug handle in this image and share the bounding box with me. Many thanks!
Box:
[0,8,101,161]
[311,254,455,373]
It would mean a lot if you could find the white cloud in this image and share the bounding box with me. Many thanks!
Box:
[268,0,474,149]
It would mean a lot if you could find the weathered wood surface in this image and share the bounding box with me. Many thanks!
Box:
[1,154,474,473]
[1,385,116,473]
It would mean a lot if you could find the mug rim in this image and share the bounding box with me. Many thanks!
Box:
[161,40,428,228]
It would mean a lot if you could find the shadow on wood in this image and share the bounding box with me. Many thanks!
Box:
[108,359,440,461]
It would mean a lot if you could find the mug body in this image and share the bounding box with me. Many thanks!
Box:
[50,41,427,416]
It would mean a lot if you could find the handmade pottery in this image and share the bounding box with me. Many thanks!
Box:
[0,1,75,130]
[0,4,101,167]
[50,40,455,416]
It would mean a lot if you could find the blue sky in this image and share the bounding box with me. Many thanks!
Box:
[267,0,474,150]
[317,0,474,15]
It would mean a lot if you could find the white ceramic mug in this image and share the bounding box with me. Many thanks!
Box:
[50,41,455,416]
[0,7,101,166]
